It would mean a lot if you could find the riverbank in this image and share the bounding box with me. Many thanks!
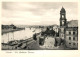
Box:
[1,37,34,50]
[1,32,41,50]
[2,28,25,35]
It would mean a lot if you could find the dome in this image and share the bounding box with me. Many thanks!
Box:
[60,7,66,13]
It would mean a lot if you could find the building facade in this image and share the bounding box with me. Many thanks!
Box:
[65,20,78,48]
[59,7,78,49]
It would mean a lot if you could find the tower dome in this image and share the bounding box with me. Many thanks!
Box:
[60,7,66,13]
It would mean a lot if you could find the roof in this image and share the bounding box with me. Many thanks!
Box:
[67,20,78,27]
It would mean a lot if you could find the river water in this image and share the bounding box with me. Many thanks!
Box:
[2,28,41,43]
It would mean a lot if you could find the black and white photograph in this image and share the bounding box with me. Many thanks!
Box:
[1,2,78,50]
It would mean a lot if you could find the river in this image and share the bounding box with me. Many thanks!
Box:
[2,28,41,43]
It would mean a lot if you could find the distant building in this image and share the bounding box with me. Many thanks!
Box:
[59,7,78,49]
[41,27,47,32]
[53,25,59,33]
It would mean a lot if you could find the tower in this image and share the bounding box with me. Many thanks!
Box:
[60,7,67,26]
[59,7,67,39]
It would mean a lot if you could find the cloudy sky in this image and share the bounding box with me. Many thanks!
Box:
[2,2,78,25]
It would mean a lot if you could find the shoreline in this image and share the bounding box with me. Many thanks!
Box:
[2,28,25,35]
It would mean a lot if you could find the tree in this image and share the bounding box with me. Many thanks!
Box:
[13,26,16,29]
[33,33,37,40]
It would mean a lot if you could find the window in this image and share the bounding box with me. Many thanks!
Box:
[73,32,75,35]
[69,43,71,45]
[59,29,61,32]
[73,37,75,40]
[73,43,75,45]
[69,37,71,40]
[62,20,64,25]
[69,32,71,35]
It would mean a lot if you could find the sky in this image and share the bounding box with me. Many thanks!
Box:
[2,2,78,25]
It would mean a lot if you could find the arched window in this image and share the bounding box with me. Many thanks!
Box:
[62,15,64,18]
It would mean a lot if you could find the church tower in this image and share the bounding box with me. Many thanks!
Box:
[59,7,67,39]
[60,7,67,26]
